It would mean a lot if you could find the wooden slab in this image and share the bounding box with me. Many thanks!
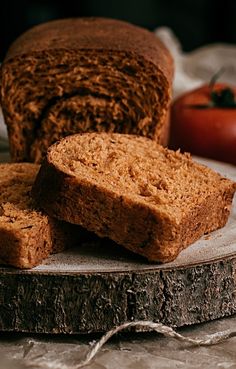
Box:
[0,156,236,334]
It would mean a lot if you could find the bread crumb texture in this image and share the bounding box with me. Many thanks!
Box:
[1,18,173,163]
[0,163,81,268]
[33,133,236,262]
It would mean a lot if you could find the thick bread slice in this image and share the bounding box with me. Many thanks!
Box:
[0,163,81,268]
[32,133,236,262]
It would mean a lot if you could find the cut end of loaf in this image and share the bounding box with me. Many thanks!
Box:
[1,17,173,163]
[33,133,236,263]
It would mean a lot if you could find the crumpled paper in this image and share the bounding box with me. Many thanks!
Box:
[0,107,8,148]
[155,27,236,98]
[1,316,236,369]
[1,28,236,147]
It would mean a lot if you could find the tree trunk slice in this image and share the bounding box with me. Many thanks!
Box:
[0,156,236,334]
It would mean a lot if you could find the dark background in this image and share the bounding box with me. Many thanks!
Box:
[1,0,236,60]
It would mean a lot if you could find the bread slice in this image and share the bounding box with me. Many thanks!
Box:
[32,133,236,263]
[0,163,81,268]
[1,17,173,163]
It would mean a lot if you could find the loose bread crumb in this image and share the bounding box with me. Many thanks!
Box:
[32,133,236,262]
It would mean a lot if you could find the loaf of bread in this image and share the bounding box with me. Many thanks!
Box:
[0,17,173,163]
[0,163,81,268]
[32,133,236,263]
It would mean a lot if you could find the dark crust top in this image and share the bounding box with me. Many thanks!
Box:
[3,17,173,83]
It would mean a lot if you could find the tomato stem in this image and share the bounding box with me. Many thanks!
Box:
[209,68,225,90]
[186,69,236,109]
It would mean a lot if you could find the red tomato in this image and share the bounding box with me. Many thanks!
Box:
[170,83,236,165]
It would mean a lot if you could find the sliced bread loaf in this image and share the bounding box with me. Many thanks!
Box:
[32,133,236,263]
[0,163,81,268]
[1,17,173,163]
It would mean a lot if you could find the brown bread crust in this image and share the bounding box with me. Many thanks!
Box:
[5,18,173,80]
[32,133,236,262]
[1,18,173,163]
